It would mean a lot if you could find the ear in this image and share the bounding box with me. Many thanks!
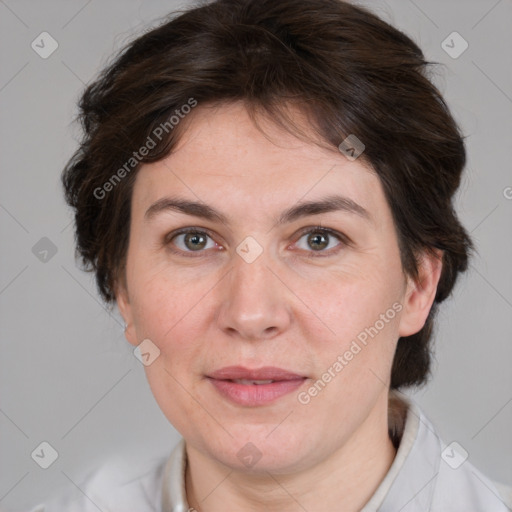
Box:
[398,249,443,337]
[115,278,138,347]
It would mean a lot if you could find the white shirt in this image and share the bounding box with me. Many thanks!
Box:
[29,393,512,511]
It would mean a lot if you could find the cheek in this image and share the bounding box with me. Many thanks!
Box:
[130,276,208,436]
[294,265,403,395]
[128,260,194,333]
[297,262,402,338]
[127,265,211,377]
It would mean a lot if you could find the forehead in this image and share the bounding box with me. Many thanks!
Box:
[132,102,384,222]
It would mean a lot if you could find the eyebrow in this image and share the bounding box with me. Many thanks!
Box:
[144,194,372,226]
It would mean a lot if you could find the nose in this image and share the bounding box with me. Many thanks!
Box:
[215,250,293,342]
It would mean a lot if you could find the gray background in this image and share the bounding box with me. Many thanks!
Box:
[1,0,511,509]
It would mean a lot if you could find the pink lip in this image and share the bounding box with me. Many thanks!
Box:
[206,366,307,406]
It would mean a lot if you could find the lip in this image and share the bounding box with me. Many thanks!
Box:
[207,366,305,381]
[206,366,307,406]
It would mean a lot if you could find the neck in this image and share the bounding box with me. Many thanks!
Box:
[185,392,399,512]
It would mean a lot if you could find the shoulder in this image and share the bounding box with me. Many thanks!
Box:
[494,481,512,510]
[412,404,512,511]
[432,457,512,511]
[384,394,511,511]
[27,451,171,512]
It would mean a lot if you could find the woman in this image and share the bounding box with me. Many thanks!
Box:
[32,0,511,510]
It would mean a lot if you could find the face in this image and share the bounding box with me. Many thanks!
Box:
[117,102,439,474]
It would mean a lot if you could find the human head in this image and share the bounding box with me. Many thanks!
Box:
[62,0,472,393]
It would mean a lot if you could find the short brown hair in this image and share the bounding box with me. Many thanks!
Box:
[61,0,473,389]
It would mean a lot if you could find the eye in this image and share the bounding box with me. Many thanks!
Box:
[164,225,349,258]
[166,228,219,255]
[293,226,347,257]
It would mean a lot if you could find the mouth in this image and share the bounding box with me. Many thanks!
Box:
[206,366,308,406]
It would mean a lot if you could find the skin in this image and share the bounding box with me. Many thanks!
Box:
[116,101,442,512]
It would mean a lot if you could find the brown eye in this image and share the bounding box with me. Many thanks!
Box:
[183,232,208,251]
[306,232,330,251]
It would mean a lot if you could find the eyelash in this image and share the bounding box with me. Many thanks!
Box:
[164,225,350,258]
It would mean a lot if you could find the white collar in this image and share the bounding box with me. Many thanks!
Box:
[361,391,440,511]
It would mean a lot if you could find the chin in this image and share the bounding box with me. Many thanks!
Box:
[201,428,319,475]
